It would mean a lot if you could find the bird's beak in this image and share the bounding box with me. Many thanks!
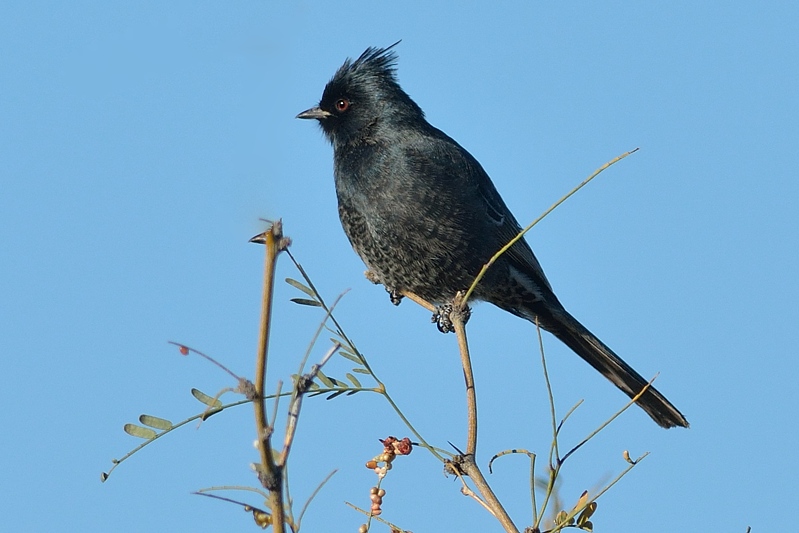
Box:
[296,106,332,120]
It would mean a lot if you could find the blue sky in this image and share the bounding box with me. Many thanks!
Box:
[2,2,797,531]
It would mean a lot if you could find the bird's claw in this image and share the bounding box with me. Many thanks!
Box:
[432,302,472,333]
[432,304,455,333]
[364,270,404,305]
[432,304,453,333]
[388,288,404,306]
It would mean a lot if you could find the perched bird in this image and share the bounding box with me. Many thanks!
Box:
[297,43,688,429]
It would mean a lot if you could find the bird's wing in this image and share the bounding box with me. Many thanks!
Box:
[406,126,554,293]
[454,140,554,292]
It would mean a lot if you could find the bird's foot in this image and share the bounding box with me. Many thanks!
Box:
[387,288,404,306]
[431,303,471,333]
[432,304,454,333]
[364,270,404,306]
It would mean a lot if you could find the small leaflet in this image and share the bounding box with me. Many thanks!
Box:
[191,388,223,408]
[285,278,317,298]
[139,415,173,431]
[124,423,157,440]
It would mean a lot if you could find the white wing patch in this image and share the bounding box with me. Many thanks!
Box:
[508,265,546,303]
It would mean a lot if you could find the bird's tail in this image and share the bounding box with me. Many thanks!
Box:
[536,306,688,429]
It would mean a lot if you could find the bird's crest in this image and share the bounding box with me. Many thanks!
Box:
[333,41,401,85]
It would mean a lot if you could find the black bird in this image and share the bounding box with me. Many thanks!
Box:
[297,44,688,429]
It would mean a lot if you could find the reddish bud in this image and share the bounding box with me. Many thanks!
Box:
[395,437,413,455]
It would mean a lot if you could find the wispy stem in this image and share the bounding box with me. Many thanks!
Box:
[463,148,639,305]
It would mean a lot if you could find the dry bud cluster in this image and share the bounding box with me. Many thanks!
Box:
[364,436,413,478]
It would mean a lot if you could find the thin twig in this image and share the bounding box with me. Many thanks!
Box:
[560,378,655,464]
[452,293,477,455]
[462,148,639,306]
[376,389,445,461]
[295,292,348,377]
[102,398,252,481]
[460,456,520,533]
[534,319,559,531]
[450,293,519,533]
[279,343,340,467]
[589,451,649,503]
[167,342,243,381]
[192,491,270,516]
[296,469,338,529]
[452,471,494,515]
[269,381,283,433]
[285,250,442,460]
[400,290,437,312]
[555,400,584,434]
[196,485,269,499]
[529,452,538,527]
[345,502,408,532]
[535,319,560,465]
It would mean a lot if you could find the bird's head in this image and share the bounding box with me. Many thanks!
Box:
[297,42,424,147]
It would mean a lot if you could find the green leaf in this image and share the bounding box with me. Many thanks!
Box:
[285,278,317,298]
[345,373,362,388]
[578,502,597,526]
[139,415,173,430]
[191,388,222,408]
[334,338,361,357]
[338,349,363,365]
[290,298,322,307]
[351,368,371,375]
[315,370,337,388]
[346,390,359,396]
[124,423,157,440]
[326,390,346,400]
[555,510,574,526]
[575,490,589,510]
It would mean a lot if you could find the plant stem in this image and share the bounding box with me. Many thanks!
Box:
[452,294,519,533]
[462,148,639,306]
[252,221,289,532]
[452,301,477,455]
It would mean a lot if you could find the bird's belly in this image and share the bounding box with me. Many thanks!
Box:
[339,204,485,302]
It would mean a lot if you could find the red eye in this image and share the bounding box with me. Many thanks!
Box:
[335,98,350,112]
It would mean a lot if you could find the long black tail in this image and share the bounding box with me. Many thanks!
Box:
[533,306,688,429]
